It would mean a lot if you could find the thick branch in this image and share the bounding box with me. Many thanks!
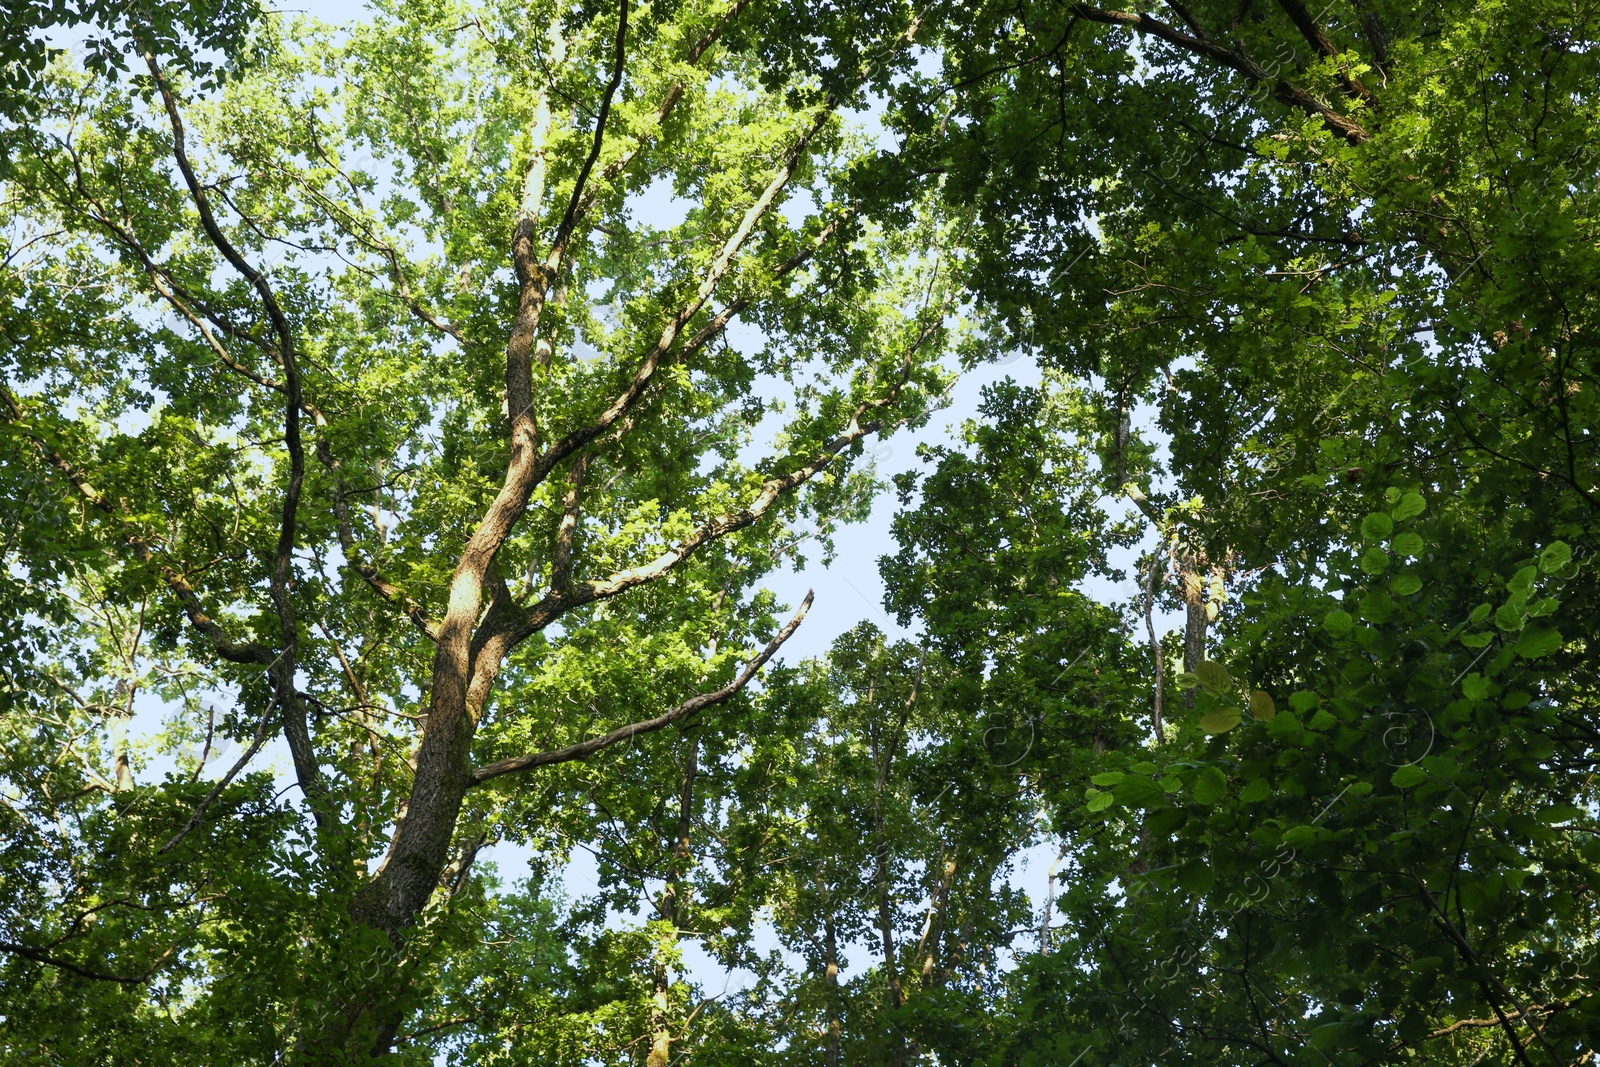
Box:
[0,940,172,986]
[506,0,629,380]
[472,590,812,784]
[1408,870,1556,1065]
[1393,1000,1582,1047]
[509,317,933,647]
[442,1,634,704]
[1069,4,1369,143]
[1271,0,1375,103]
[144,49,325,819]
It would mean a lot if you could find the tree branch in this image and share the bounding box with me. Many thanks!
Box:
[315,438,440,640]
[1271,0,1375,103]
[0,939,175,986]
[1069,4,1370,143]
[144,48,326,821]
[158,694,280,853]
[548,452,591,592]
[530,191,852,487]
[472,590,812,784]
[509,310,938,647]
[1391,999,1584,1048]
[0,386,275,667]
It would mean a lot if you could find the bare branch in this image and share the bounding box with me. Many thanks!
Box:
[472,590,813,784]
[563,0,752,229]
[550,0,631,265]
[506,0,630,382]
[158,695,279,853]
[549,452,592,592]
[0,939,175,986]
[531,177,850,486]
[148,272,284,393]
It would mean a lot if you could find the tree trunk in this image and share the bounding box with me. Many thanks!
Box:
[823,909,842,1067]
[649,732,700,1067]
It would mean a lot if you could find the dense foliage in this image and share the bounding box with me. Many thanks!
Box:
[1,0,1595,1064]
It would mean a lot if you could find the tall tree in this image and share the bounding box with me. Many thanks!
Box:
[855,1,1600,1063]
[0,0,954,1058]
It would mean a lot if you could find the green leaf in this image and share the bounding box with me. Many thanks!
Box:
[1191,766,1228,806]
[1310,1021,1352,1049]
[1307,709,1338,731]
[1090,771,1126,787]
[1176,860,1215,895]
[1509,566,1539,596]
[1538,541,1571,573]
[1391,531,1425,556]
[1391,573,1422,596]
[1266,712,1304,742]
[1195,660,1232,694]
[1514,626,1561,658]
[1086,790,1115,813]
[1198,706,1242,734]
[1495,601,1527,631]
[1174,671,1200,690]
[1248,689,1277,721]
[1469,603,1492,624]
[1288,690,1320,713]
[1359,546,1390,575]
[1528,595,1560,617]
[1390,765,1429,789]
[1538,804,1582,824]
[1359,590,1394,623]
[1322,609,1354,636]
[1391,492,1426,520]
[1282,825,1321,849]
[1112,776,1164,808]
[1361,512,1394,540]
[1460,631,1495,649]
[1239,777,1272,803]
[1461,673,1490,700]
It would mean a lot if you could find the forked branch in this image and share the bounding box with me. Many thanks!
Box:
[508,312,939,646]
[472,590,813,784]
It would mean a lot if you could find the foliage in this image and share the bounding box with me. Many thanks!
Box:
[2,0,1599,1064]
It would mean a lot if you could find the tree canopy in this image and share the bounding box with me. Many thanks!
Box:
[1,1,1596,1064]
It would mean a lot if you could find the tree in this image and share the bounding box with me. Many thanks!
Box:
[0,0,956,1058]
[856,0,1600,1063]
[6,0,1600,1063]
